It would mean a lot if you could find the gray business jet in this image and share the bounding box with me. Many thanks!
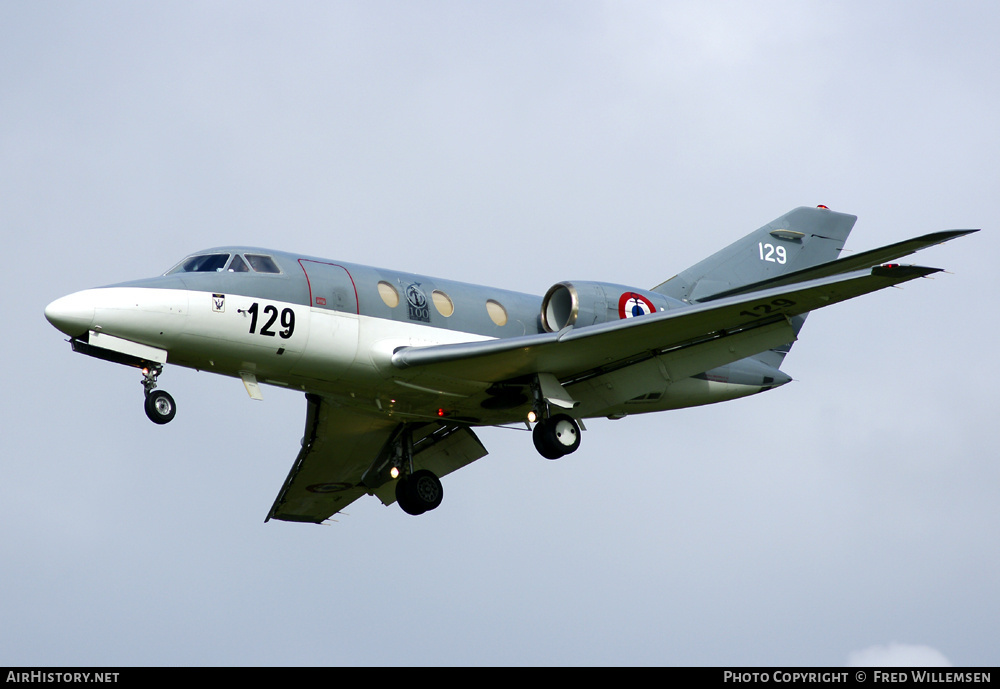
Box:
[44,206,975,522]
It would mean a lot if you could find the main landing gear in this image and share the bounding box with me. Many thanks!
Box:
[387,425,444,516]
[141,365,176,424]
[532,413,581,459]
[395,469,444,516]
[528,374,582,460]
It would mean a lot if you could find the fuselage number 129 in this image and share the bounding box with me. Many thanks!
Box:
[247,302,295,339]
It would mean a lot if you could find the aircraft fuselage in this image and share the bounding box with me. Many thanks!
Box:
[45,246,781,428]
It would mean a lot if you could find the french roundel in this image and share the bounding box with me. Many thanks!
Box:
[618,292,656,319]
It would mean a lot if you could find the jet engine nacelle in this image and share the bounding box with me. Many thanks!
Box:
[540,281,685,332]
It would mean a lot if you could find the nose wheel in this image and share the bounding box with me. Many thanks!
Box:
[144,389,176,424]
[141,365,176,424]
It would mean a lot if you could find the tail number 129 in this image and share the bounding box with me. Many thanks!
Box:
[758,242,787,264]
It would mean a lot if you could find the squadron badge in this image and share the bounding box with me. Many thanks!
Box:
[405,283,430,323]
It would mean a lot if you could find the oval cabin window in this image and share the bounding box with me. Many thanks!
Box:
[486,299,508,326]
[378,281,400,308]
[432,290,454,317]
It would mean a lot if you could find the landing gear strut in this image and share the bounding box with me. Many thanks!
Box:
[389,425,444,516]
[528,375,582,460]
[141,365,176,424]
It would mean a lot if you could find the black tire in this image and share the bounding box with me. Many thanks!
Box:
[533,419,564,459]
[532,414,581,459]
[144,389,176,425]
[395,476,426,516]
[408,469,443,512]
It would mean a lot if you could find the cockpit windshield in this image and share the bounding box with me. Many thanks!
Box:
[170,253,230,273]
[167,252,282,275]
[245,254,281,273]
[228,255,250,273]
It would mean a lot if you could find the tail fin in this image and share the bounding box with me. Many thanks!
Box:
[652,206,857,367]
[652,206,857,303]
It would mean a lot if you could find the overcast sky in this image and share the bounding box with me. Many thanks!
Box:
[2,1,997,666]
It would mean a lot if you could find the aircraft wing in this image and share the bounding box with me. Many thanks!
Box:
[266,395,488,523]
[270,262,948,522]
[392,264,941,384]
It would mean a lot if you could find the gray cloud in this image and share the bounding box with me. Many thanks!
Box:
[848,643,952,667]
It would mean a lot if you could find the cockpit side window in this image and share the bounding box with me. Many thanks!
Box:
[245,254,281,274]
[169,253,231,274]
[228,255,250,273]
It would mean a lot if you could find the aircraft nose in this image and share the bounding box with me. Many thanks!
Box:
[44,291,95,337]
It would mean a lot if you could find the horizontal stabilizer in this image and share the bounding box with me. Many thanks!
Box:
[698,229,977,302]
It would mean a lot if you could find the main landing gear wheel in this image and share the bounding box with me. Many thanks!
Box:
[144,389,176,425]
[395,469,444,516]
[532,413,581,459]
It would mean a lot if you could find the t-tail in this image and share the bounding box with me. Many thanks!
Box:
[652,206,856,366]
[652,205,976,368]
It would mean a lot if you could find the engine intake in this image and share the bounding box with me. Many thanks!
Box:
[540,281,683,332]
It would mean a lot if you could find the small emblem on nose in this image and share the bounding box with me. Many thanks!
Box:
[212,293,225,312]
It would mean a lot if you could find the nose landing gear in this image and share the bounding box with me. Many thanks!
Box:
[144,389,176,424]
[141,365,176,424]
